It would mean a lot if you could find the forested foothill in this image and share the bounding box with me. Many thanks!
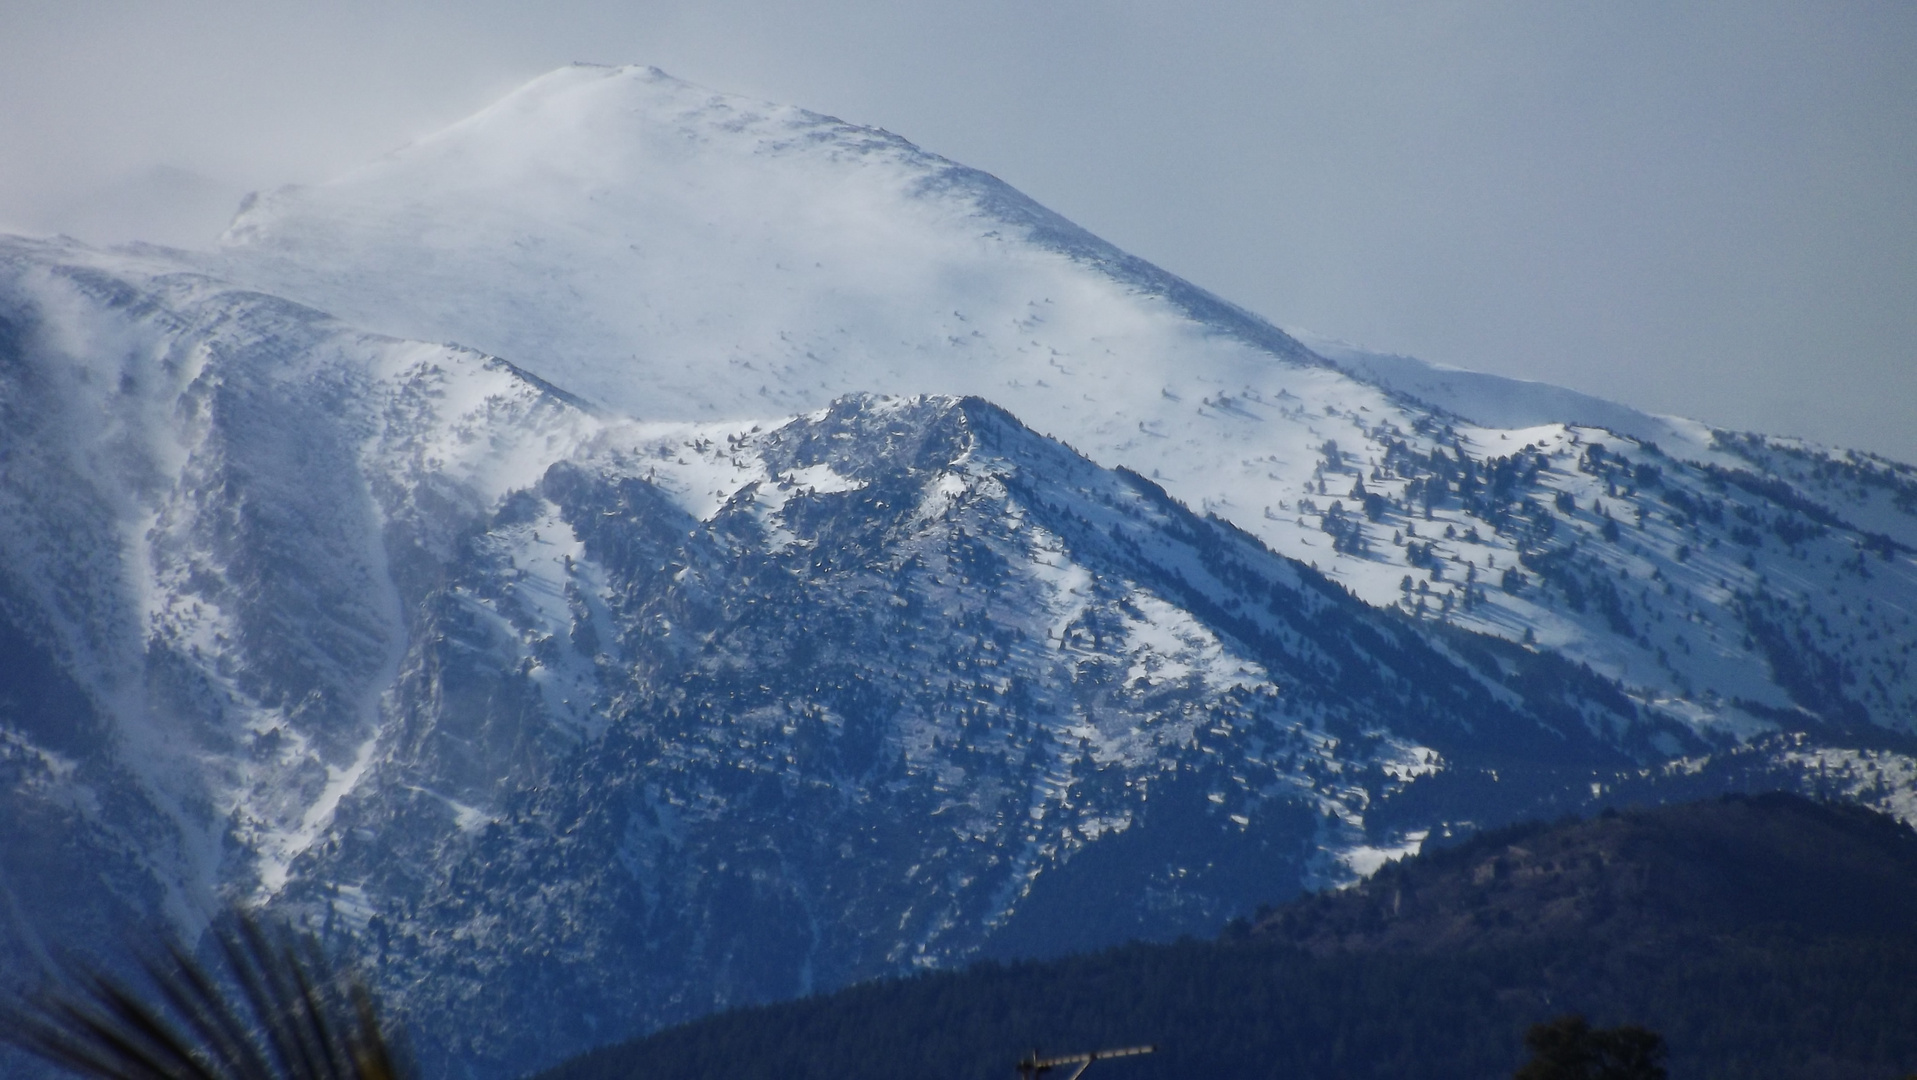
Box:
[537,793,1917,1080]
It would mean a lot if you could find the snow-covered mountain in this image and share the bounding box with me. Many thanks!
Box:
[3,63,1916,1080]
[203,64,1917,748]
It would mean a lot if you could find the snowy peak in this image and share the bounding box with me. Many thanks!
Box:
[265,389,1714,1075]
[211,64,1314,424]
[225,63,932,252]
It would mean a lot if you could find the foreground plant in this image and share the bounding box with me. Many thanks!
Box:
[1513,1014,1666,1080]
[1,913,405,1080]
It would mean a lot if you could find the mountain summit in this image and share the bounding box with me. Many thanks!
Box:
[215,63,1315,419]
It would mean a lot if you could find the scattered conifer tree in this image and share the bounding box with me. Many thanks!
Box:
[1512,1014,1665,1080]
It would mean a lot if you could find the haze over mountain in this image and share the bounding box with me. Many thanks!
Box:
[2,64,1914,1079]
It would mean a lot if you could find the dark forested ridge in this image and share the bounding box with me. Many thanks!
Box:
[533,794,1917,1080]
[1245,790,1917,952]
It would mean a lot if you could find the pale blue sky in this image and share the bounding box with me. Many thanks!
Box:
[4,0,1913,461]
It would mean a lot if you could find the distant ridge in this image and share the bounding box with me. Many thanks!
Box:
[1293,331,1723,462]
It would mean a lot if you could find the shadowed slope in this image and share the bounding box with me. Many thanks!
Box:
[533,794,1917,1080]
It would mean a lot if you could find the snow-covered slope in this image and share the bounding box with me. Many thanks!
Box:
[208,66,1401,570]
[3,63,1917,1080]
[209,63,1917,748]
[0,236,606,925]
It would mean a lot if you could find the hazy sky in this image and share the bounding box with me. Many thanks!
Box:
[4,1,1914,461]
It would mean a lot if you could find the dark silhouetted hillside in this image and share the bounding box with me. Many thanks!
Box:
[1248,791,1917,953]
[533,794,1917,1080]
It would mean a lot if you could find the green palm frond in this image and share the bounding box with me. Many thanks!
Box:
[2,912,406,1080]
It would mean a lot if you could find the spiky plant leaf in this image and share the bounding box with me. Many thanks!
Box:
[1,912,406,1080]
